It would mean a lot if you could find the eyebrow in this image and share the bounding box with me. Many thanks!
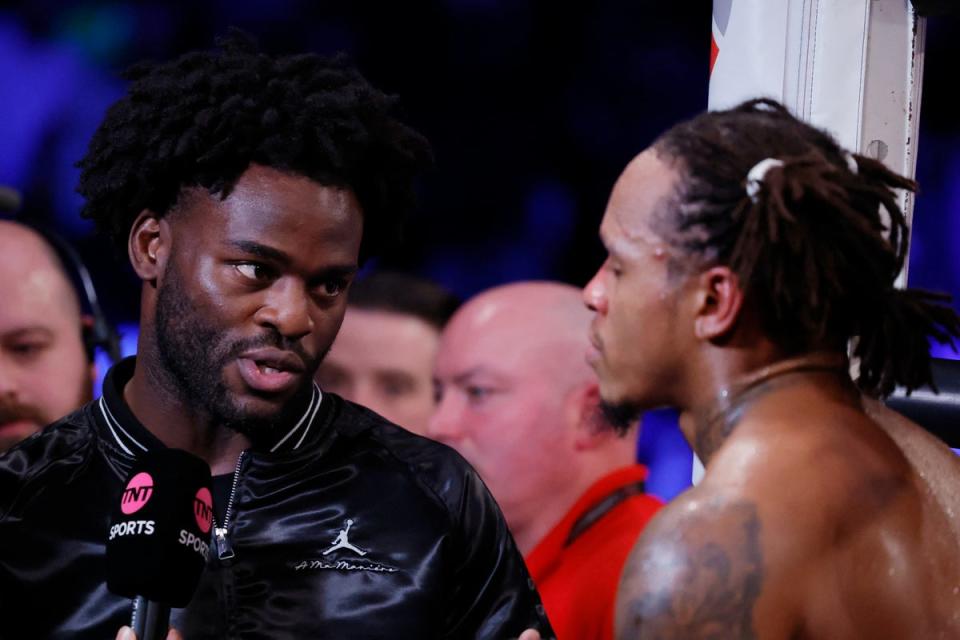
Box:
[228,239,291,264]
[599,225,633,259]
[376,370,418,382]
[2,327,55,341]
[228,240,359,278]
[435,368,480,387]
[311,265,360,285]
[449,367,483,385]
[599,232,619,257]
[446,367,507,386]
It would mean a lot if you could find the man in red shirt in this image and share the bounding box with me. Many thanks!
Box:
[430,281,662,639]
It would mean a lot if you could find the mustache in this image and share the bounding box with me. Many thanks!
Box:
[0,398,46,426]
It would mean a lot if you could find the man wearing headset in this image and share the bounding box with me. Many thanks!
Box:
[0,218,97,451]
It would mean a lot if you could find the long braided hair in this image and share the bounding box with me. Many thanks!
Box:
[652,98,959,396]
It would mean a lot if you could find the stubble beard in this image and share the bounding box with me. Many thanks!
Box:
[153,263,321,441]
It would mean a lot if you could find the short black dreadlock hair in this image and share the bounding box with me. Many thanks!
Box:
[651,98,960,396]
[77,30,432,261]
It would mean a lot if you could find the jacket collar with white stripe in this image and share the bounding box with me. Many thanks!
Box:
[94,356,329,457]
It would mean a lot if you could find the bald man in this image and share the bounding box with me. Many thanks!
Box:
[0,221,95,451]
[430,281,662,640]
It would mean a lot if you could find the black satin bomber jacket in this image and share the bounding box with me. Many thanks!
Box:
[0,359,555,639]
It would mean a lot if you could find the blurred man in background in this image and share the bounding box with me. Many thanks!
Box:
[316,271,459,435]
[0,218,95,451]
[430,281,661,640]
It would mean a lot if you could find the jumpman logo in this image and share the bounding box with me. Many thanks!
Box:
[322,519,368,556]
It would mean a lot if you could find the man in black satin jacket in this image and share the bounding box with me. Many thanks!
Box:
[0,33,554,639]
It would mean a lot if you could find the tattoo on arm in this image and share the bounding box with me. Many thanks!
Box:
[616,501,763,640]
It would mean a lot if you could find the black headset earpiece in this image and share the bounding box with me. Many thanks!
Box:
[38,226,123,365]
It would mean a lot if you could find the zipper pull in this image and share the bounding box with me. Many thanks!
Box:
[214,526,235,562]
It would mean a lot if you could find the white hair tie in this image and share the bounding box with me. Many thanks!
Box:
[745,158,784,202]
[844,151,859,174]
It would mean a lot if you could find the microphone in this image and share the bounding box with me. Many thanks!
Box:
[107,449,213,640]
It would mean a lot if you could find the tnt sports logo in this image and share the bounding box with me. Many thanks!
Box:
[194,487,213,534]
[121,472,154,515]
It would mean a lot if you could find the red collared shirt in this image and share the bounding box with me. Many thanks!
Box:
[525,465,663,640]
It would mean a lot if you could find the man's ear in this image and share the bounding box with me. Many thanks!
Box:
[691,265,744,342]
[128,210,168,283]
[572,383,614,451]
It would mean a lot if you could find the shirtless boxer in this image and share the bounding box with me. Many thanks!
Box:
[582,99,960,639]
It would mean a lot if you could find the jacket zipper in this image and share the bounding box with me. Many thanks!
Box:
[212,451,246,562]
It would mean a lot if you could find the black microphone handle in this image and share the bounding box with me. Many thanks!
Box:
[132,596,171,640]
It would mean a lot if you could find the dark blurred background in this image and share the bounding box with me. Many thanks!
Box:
[1,1,957,361]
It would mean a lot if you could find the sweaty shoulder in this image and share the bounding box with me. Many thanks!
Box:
[615,420,902,640]
[0,404,99,521]
[705,391,921,573]
[709,387,917,523]
[615,484,769,639]
[863,395,960,524]
[615,387,927,639]
[665,391,960,639]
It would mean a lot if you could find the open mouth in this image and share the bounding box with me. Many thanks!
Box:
[257,364,283,375]
[236,349,306,395]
